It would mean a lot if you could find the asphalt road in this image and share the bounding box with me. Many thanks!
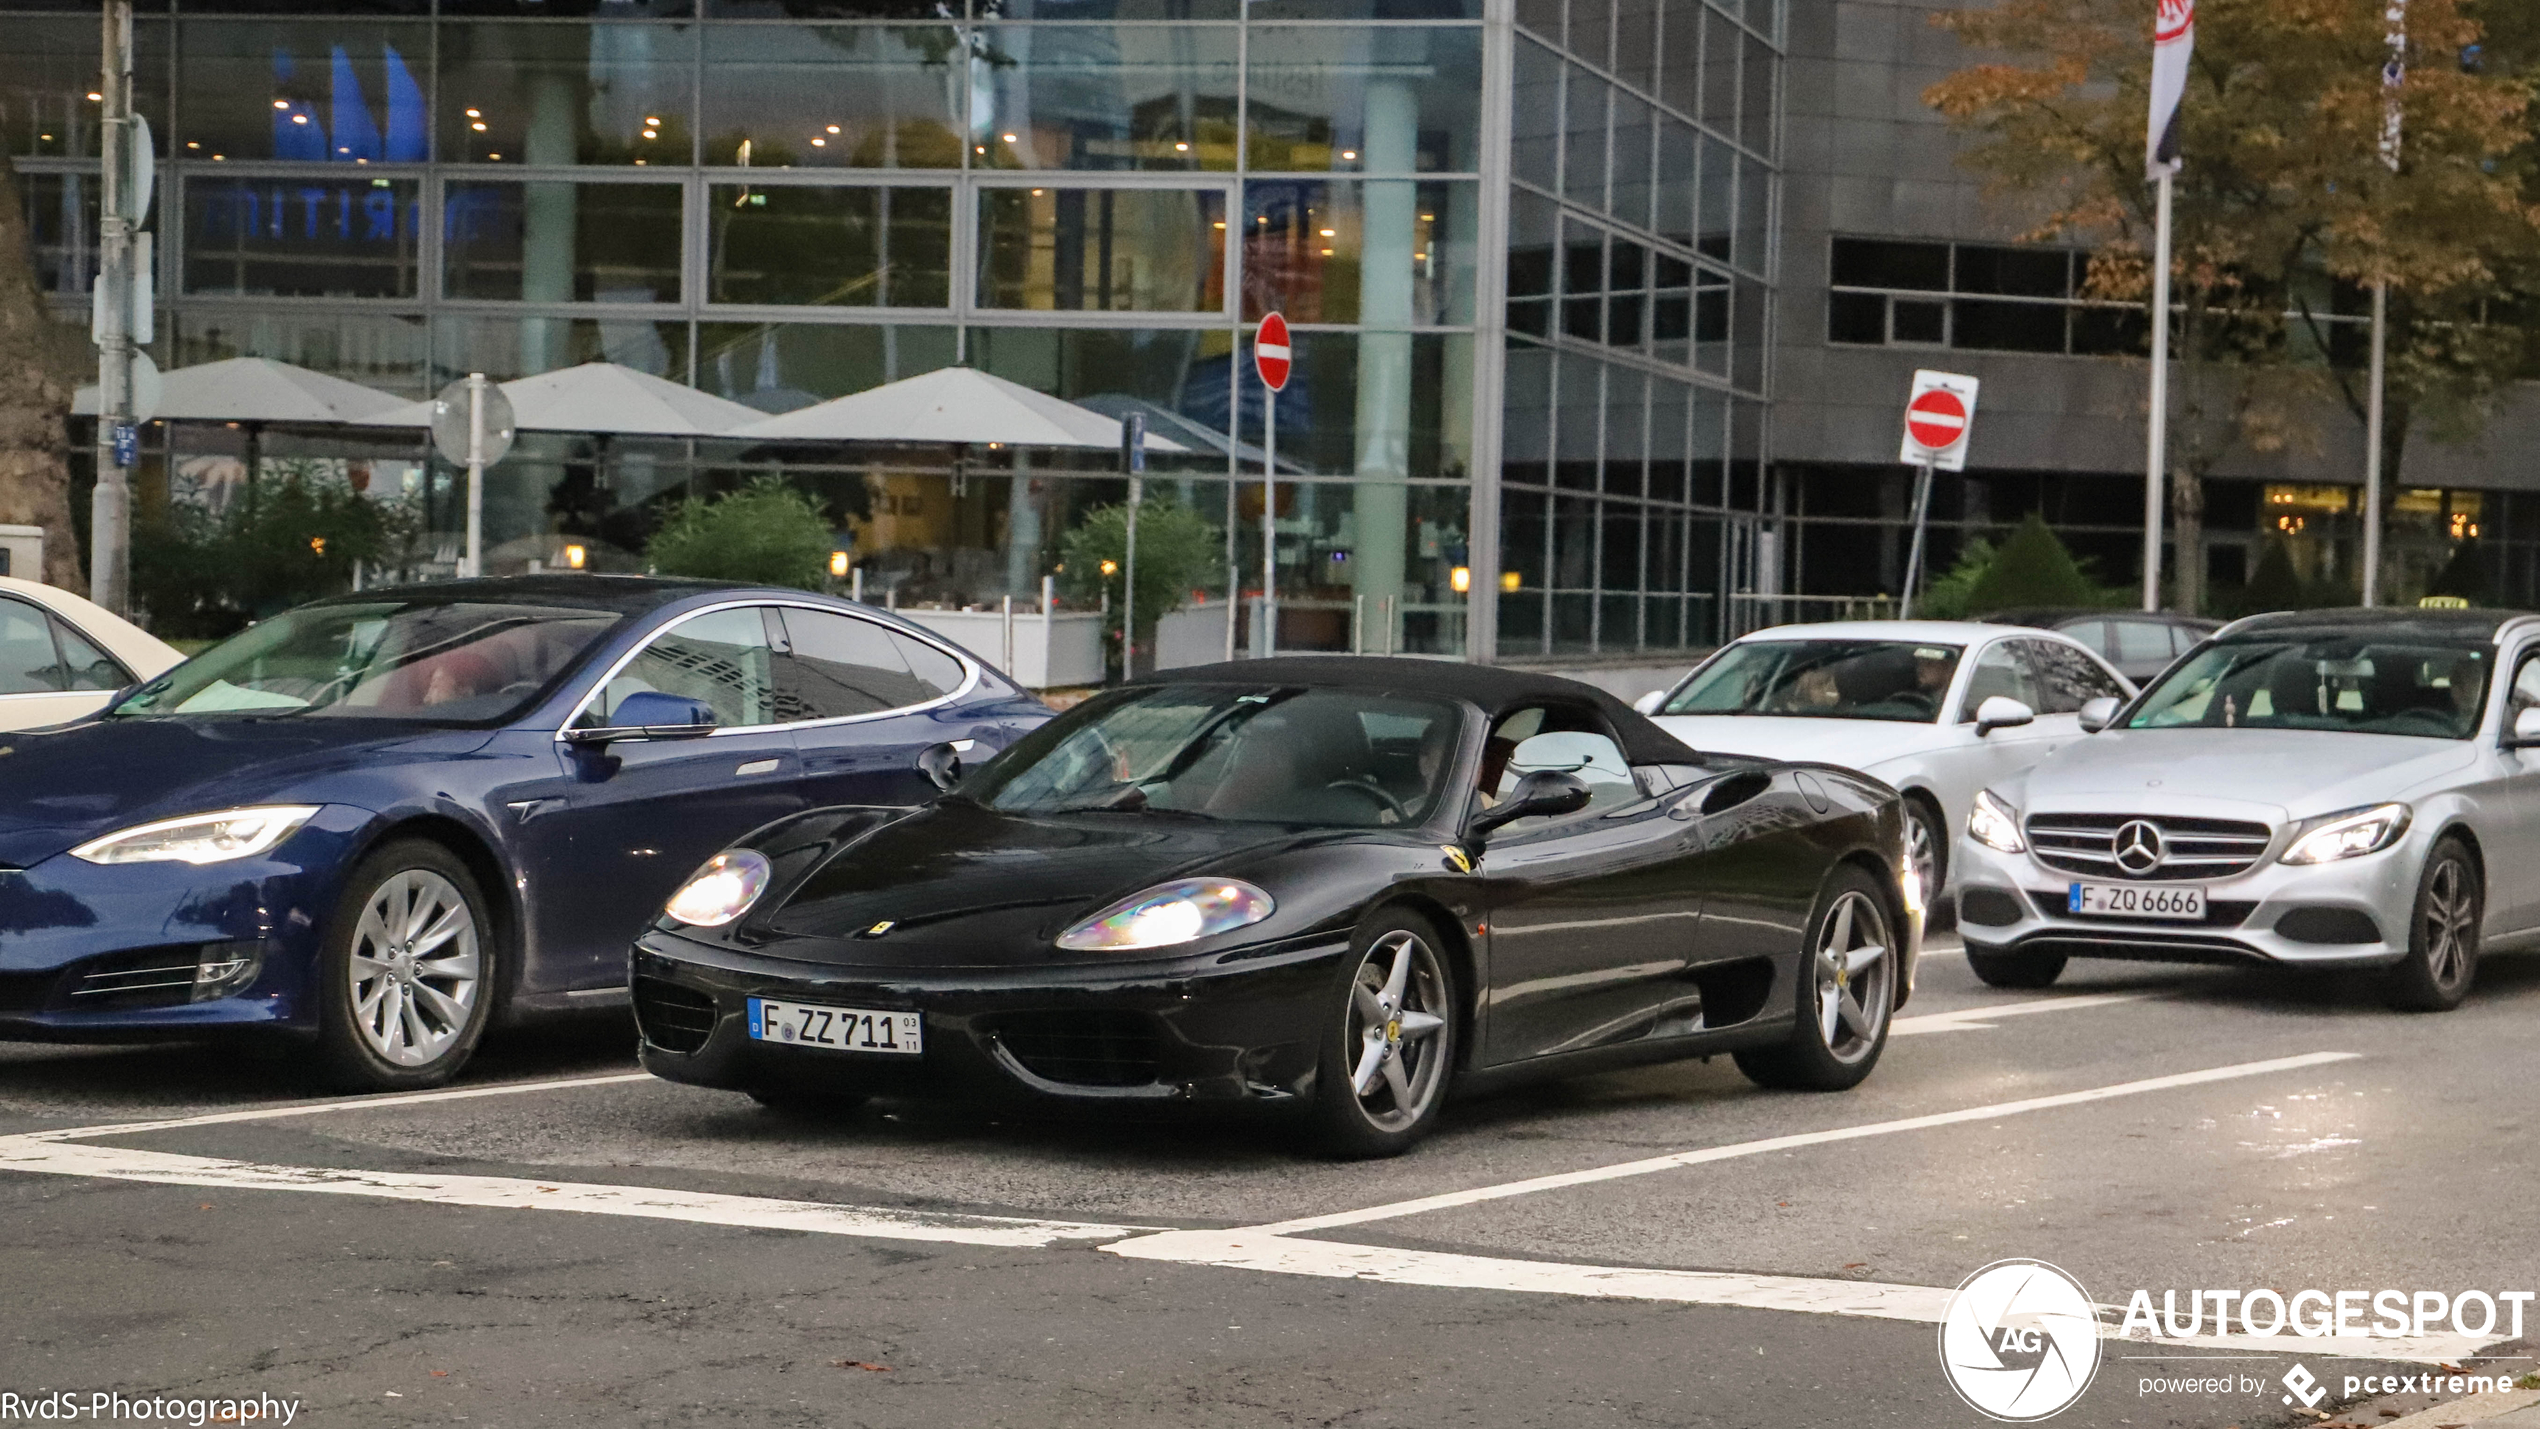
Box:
[4,936,2537,1429]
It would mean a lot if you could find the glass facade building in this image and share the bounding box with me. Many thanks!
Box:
[6,0,1784,663]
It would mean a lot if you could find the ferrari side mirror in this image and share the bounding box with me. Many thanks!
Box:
[1467,770,1592,846]
[1632,690,1666,715]
[917,741,964,792]
[2077,696,2119,734]
[1973,696,2036,736]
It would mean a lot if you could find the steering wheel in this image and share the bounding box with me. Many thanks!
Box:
[1322,777,1411,824]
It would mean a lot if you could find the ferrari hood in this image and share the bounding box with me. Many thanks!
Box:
[752,801,1307,969]
[1651,714,1940,774]
[2011,727,2477,823]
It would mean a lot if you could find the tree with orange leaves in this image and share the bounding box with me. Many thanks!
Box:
[1924,0,2538,612]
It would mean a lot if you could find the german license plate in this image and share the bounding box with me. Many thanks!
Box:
[2068,882,2205,919]
[746,997,922,1055]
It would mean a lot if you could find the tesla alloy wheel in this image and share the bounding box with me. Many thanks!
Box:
[2385,836,2481,1013]
[1310,913,1457,1158]
[1735,865,1897,1092]
[317,841,499,1091]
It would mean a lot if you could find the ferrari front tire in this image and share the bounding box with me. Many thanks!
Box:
[1736,865,1898,1092]
[1308,911,1458,1159]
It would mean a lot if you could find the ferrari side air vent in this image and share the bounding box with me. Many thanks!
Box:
[1699,772,1772,816]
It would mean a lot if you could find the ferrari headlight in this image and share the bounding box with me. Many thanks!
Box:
[71,806,320,866]
[1057,879,1274,953]
[2281,803,2411,866]
[1968,789,2026,854]
[664,849,772,928]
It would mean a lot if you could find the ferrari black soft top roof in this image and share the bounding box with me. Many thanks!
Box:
[1130,656,1699,766]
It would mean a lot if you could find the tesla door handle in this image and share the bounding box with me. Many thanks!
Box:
[735,758,781,777]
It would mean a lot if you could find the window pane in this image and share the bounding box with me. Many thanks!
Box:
[183,176,422,298]
[1246,26,1482,174]
[975,26,1238,173]
[775,607,934,718]
[701,23,963,169]
[967,326,1237,440]
[50,618,129,692]
[1827,290,1885,345]
[176,309,432,398]
[696,322,958,407]
[1740,31,1774,156]
[1240,179,1476,326]
[1696,131,1732,259]
[20,172,97,299]
[1831,237,1948,290]
[1957,245,2070,298]
[1611,94,1655,232]
[1232,331,1472,482]
[437,21,695,166]
[1657,0,1701,114]
[0,598,60,695]
[1655,116,1695,247]
[444,181,683,303]
[1954,298,2066,353]
[1890,297,1944,343]
[2112,620,2176,664]
[600,607,777,727]
[176,18,427,164]
[1701,7,1739,133]
[3,17,166,160]
[891,632,965,697]
[1511,37,1561,191]
[978,187,1227,313]
[1562,64,1606,209]
[1615,0,1660,94]
[434,314,691,384]
[708,185,951,307]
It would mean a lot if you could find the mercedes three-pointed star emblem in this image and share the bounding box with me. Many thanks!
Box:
[2112,819,2166,875]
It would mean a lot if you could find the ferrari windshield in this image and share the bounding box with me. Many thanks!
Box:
[2127,637,2491,739]
[1660,640,1963,723]
[111,599,622,724]
[975,685,1463,827]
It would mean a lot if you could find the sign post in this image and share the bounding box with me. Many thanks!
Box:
[430,375,516,578]
[1119,411,1145,680]
[1896,370,1980,619]
[1253,314,1291,658]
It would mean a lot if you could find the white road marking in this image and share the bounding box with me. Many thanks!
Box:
[0,1137,1153,1247]
[18,1072,656,1144]
[1890,991,2152,1035]
[1249,1051,2362,1235]
[1101,1230,2484,1363]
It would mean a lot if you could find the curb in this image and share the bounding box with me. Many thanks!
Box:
[2373,1387,2540,1428]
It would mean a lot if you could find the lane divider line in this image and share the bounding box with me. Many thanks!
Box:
[0,1137,1157,1248]
[20,1072,657,1144]
[1248,1051,2363,1235]
[1890,992,2152,1035]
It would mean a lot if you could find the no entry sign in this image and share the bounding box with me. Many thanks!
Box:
[1899,369,1980,471]
[1254,313,1292,392]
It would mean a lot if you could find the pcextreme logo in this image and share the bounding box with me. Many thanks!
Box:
[1939,1259,2105,1422]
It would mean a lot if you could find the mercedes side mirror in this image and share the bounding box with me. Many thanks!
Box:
[1973,696,2036,736]
[563,691,720,747]
[2077,696,2120,734]
[2506,706,2540,749]
[1632,690,1666,715]
[917,741,964,792]
[1467,770,1592,846]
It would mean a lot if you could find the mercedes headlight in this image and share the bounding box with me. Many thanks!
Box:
[71,806,320,866]
[2280,804,2411,865]
[1968,789,2026,854]
[1057,879,1274,953]
[663,849,773,928]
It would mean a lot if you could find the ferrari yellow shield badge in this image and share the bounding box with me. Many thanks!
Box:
[1440,845,1472,874]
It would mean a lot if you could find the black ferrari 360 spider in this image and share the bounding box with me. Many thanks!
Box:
[631,658,1921,1155]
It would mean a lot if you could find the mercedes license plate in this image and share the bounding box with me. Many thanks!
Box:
[2067,882,2205,919]
[746,997,922,1055]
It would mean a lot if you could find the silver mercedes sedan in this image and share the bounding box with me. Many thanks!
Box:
[1953,607,2540,1011]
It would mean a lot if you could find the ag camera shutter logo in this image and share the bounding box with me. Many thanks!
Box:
[1939,1259,2104,1421]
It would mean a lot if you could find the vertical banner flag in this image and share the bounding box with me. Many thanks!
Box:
[2146,0,2195,179]
[2380,0,2408,171]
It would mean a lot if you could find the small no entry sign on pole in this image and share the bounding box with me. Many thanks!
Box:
[1253,313,1292,392]
[1252,313,1290,658]
[1899,369,1979,472]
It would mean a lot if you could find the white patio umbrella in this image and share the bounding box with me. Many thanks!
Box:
[360,361,766,437]
[73,356,407,424]
[733,366,1187,451]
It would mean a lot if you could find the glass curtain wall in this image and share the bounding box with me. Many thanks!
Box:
[1499,0,1779,656]
[5,0,1489,659]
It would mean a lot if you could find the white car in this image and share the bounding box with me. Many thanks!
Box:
[1635,620,2135,906]
[0,576,185,730]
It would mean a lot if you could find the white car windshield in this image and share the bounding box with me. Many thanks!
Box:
[1660,640,1963,724]
[2127,637,2491,740]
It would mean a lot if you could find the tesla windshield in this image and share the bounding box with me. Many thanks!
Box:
[111,600,622,723]
[1660,640,1963,723]
[975,686,1461,827]
[2127,638,2492,739]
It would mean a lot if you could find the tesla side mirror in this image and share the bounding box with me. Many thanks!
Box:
[917,741,964,792]
[2077,696,2120,734]
[1632,690,1666,715]
[2506,706,2540,749]
[1973,696,2036,736]
[1467,770,1592,846]
[563,691,719,746]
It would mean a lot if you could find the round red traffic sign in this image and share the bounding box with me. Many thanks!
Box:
[1905,387,1968,452]
[1254,313,1292,392]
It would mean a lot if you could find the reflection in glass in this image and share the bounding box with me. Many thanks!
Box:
[1510,37,1559,193]
[697,322,957,409]
[973,25,1237,172]
[709,185,951,307]
[176,19,427,164]
[1245,26,1481,174]
[443,181,683,305]
[437,22,696,166]
[1241,180,1475,326]
[3,18,167,158]
[1563,64,1605,209]
[176,309,431,398]
[977,187,1226,312]
[19,172,95,298]
[184,176,422,298]
[702,24,962,168]
[434,313,691,386]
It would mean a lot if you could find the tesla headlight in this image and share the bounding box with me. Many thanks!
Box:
[1968,789,2026,854]
[71,806,320,866]
[663,849,773,928]
[1056,879,1274,953]
[2280,803,2411,865]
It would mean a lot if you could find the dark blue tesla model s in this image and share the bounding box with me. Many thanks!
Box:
[0,576,1047,1089]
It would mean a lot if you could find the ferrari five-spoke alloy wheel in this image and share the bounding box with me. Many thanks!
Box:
[318,841,500,1091]
[1735,865,1898,1091]
[2386,836,2481,1012]
[1312,914,1457,1157]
